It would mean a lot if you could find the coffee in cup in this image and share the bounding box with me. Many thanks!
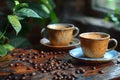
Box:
[41,23,79,46]
[79,32,118,58]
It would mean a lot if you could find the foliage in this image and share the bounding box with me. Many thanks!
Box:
[104,9,120,27]
[0,0,58,56]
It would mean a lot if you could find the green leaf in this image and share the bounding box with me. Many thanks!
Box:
[3,44,14,51]
[50,11,59,23]
[0,45,7,56]
[13,3,28,12]
[16,8,41,18]
[41,4,50,14]
[14,0,20,5]
[10,37,31,48]
[41,0,55,11]
[8,15,22,35]
[28,3,49,18]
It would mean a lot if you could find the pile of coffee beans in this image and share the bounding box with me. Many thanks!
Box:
[53,71,77,80]
[38,57,74,73]
[5,72,38,80]
[0,48,109,80]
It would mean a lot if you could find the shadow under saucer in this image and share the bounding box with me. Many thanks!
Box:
[40,38,80,51]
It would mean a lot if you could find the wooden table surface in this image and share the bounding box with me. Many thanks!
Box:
[0,48,120,80]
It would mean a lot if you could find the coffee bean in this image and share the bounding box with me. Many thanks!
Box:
[26,67,31,70]
[79,68,85,73]
[14,76,18,79]
[31,72,36,76]
[21,58,26,61]
[17,58,20,61]
[26,54,31,58]
[33,61,37,64]
[40,51,44,54]
[28,60,33,63]
[8,75,12,79]
[9,63,14,67]
[49,52,52,54]
[33,56,38,59]
[91,67,96,70]
[11,53,16,56]
[21,76,26,80]
[53,76,58,80]
[40,55,45,58]
[68,75,72,79]
[19,55,23,58]
[23,73,27,76]
[39,63,43,66]
[15,63,19,66]
[67,59,72,63]
[58,51,62,54]
[117,60,120,64]
[54,52,57,55]
[21,53,25,56]
[75,70,80,74]
[71,74,77,78]
[99,70,104,74]
[71,77,76,80]
[68,64,74,68]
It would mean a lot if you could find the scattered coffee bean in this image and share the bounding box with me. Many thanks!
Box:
[15,63,19,66]
[75,70,80,74]
[26,67,31,70]
[9,63,14,67]
[21,53,25,56]
[11,53,16,56]
[91,67,96,70]
[33,56,37,59]
[21,58,26,61]
[117,60,120,64]
[23,73,27,76]
[8,75,12,79]
[79,68,85,74]
[67,59,72,63]
[14,76,18,79]
[21,76,26,80]
[40,51,44,54]
[99,70,104,74]
[31,72,36,76]
[40,55,45,58]
[53,71,77,80]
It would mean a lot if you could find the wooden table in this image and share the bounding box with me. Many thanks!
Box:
[0,48,120,80]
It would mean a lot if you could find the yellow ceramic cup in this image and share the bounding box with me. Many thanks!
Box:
[42,23,79,46]
[79,32,118,58]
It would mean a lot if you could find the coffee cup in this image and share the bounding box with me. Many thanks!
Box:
[41,23,79,46]
[79,32,118,58]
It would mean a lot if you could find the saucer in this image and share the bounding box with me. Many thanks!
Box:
[69,47,119,63]
[40,38,80,50]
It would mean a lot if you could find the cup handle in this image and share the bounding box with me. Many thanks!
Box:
[41,28,47,38]
[107,38,118,52]
[73,27,79,37]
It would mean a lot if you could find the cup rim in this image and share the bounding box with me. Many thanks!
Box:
[47,23,75,30]
[79,32,110,40]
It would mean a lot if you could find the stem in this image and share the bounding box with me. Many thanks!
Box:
[0,24,9,39]
[13,0,20,14]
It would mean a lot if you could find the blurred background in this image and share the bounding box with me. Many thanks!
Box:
[0,0,120,52]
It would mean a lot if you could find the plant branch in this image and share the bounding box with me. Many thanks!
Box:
[0,24,9,39]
